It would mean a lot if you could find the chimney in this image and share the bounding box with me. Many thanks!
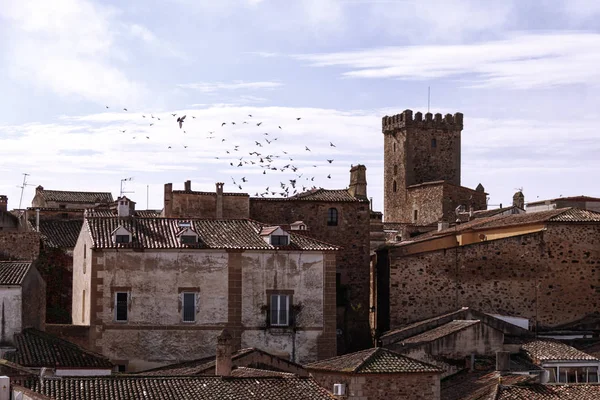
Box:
[0,196,7,212]
[216,183,224,219]
[36,209,40,232]
[216,328,233,376]
[496,351,511,372]
[438,221,449,232]
[348,165,367,199]
[513,191,525,209]
[163,183,173,217]
[117,197,131,217]
[184,180,192,192]
[36,185,44,193]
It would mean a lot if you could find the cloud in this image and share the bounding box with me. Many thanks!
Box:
[177,81,283,93]
[295,32,600,89]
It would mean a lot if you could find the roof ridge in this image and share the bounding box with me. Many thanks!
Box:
[21,328,112,360]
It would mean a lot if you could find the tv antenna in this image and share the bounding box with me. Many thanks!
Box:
[428,86,431,113]
[16,173,35,209]
[120,177,135,197]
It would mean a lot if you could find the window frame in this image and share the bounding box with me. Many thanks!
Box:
[270,235,289,246]
[267,290,293,328]
[431,138,437,148]
[327,208,339,226]
[115,234,130,244]
[180,234,197,244]
[181,292,197,323]
[114,292,129,322]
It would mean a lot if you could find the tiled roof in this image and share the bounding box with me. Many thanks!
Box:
[305,347,442,374]
[85,217,338,251]
[253,188,368,203]
[34,219,83,249]
[521,340,599,362]
[0,261,32,285]
[138,347,305,377]
[5,328,113,369]
[380,308,469,341]
[401,320,481,345]
[37,190,113,204]
[459,206,524,222]
[441,370,534,400]
[527,195,600,205]
[231,367,297,378]
[547,208,600,222]
[84,209,163,218]
[23,376,336,400]
[494,384,600,399]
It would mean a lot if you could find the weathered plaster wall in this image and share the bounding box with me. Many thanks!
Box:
[309,371,441,400]
[0,287,22,344]
[72,226,92,326]
[386,223,600,329]
[0,232,40,261]
[21,266,46,332]
[242,330,321,365]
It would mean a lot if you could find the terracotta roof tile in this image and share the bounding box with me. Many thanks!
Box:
[33,219,83,249]
[253,188,368,203]
[401,320,481,345]
[37,190,113,204]
[5,328,113,369]
[521,340,599,362]
[305,347,442,374]
[24,376,336,400]
[380,308,469,341]
[231,367,297,378]
[441,370,535,400]
[85,217,338,251]
[527,195,600,206]
[495,384,600,399]
[0,261,32,285]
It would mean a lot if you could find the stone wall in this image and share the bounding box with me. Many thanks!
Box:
[0,232,40,261]
[249,199,371,353]
[163,183,250,219]
[384,223,600,329]
[21,265,46,333]
[309,371,440,400]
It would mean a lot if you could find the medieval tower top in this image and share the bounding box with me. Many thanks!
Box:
[382,109,465,223]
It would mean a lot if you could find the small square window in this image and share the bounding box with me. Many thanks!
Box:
[115,234,130,243]
[270,294,289,327]
[182,292,196,322]
[270,235,289,246]
[115,292,128,322]
[117,365,127,373]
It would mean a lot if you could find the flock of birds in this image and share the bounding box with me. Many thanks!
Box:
[105,105,339,198]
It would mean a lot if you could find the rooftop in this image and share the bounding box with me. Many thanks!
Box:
[304,347,442,374]
[0,261,32,285]
[494,384,600,399]
[85,217,338,251]
[252,188,368,203]
[34,219,83,249]
[23,376,336,400]
[35,188,113,204]
[230,367,297,378]
[441,370,534,400]
[401,320,481,345]
[521,340,599,362]
[527,195,600,206]
[5,328,113,369]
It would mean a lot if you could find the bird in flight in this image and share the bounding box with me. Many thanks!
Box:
[305,146,311,152]
[330,142,336,147]
[296,117,301,120]
[105,106,109,109]
[123,108,128,111]
[120,130,126,133]
[177,115,186,129]
[327,159,333,163]
[257,122,262,126]
[192,116,196,119]
[222,122,226,126]
[327,174,331,179]
[248,114,253,117]
[171,113,177,116]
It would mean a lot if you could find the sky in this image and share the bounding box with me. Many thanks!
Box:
[1,0,600,213]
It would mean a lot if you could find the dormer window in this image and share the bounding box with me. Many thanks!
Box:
[271,235,289,246]
[180,235,197,244]
[176,226,198,245]
[112,225,132,244]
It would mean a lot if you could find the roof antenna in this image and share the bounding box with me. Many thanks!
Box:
[428,86,431,113]
[120,177,134,197]
[16,173,35,210]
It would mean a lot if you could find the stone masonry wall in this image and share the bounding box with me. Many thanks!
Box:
[249,199,371,353]
[0,231,41,261]
[168,192,249,219]
[309,371,440,400]
[387,223,600,329]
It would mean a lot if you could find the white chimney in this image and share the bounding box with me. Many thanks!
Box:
[216,329,233,376]
[117,197,131,217]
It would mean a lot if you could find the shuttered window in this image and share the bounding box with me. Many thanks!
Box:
[270,294,289,326]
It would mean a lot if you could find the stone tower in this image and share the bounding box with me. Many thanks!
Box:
[382,110,466,223]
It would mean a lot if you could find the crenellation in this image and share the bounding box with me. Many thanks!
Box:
[382,109,463,134]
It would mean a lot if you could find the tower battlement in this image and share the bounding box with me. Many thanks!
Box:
[382,109,463,133]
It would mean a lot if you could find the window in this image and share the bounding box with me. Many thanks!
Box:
[393,142,396,152]
[180,235,197,244]
[115,234,130,243]
[182,292,196,322]
[115,292,128,322]
[431,138,437,148]
[327,208,338,226]
[84,244,86,259]
[270,294,289,326]
[117,365,127,373]
[393,180,397,192]
[413,210,418,222]
[270,235,289,246]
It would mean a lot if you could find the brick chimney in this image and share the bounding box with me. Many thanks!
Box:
[513,191,525,209]
[216,183,224,220]
[349,165,367,199]
[184,180,192,192]
[163,183,173,217]
[0,195,7,212]
[216,328,232,376]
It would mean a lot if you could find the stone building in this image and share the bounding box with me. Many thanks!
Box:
[527,195,600,213]
[31,186,113,211]
[305,347,442,400]
[382,110,487,226]
[71,214,338,371]
[0,195,20,232]
[162,165,372,354]
[0,261,45,347]
[372,208,600,337]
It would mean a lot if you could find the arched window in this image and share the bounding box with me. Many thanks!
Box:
[327,208,338,226]
[393,165,398,175]
[393,180,397,192]
[393,142,396,152]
